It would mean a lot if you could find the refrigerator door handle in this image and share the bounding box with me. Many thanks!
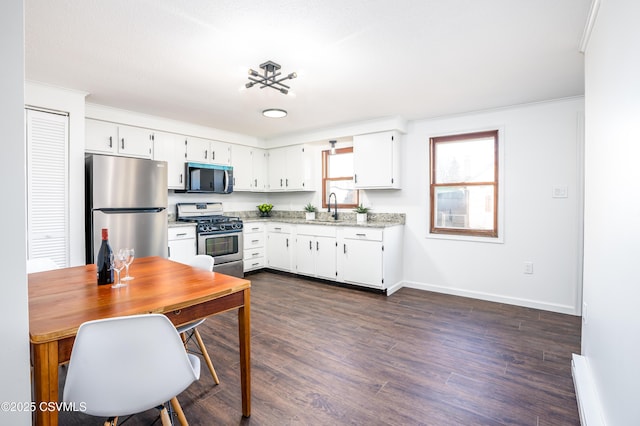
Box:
[98,208,165,214]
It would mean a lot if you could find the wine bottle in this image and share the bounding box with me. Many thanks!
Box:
[96,228,114,285]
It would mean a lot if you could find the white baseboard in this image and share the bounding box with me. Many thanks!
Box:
[385,281,403,295]
[572,354,605,426]
[396,280,579,315]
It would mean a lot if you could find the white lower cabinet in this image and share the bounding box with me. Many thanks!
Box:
[295,225,337,281]
[167,225,196,264]
[243,222,266,272]
[337,226,403,290]
[266,223,293,271]
[258,221,404,292]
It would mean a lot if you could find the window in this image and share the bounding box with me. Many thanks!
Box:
[429,130,499,238]
[322,147,359,208]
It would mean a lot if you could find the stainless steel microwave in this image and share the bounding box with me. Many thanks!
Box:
[182,162,234,194]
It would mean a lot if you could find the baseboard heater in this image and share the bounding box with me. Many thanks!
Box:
[571,354,605,426]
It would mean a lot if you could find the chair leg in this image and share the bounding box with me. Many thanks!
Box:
[193,328,220,384]
[170,396,189,426]
[159,406,172,426]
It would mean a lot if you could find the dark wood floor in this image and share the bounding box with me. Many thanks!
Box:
[59,271,582,425]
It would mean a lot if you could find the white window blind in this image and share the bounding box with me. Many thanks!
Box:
[26,108,69,267]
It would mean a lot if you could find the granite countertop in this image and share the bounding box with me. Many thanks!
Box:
[169,211,405,228]
[167,221,196,228]
[233,211,405,228]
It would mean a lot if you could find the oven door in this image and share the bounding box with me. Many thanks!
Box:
[198,231,243,264]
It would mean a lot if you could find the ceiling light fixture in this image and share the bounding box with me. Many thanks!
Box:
[262,108,287,118]
[329,140,337,155]
[246,60,297,95]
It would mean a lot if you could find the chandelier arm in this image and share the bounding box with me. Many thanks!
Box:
[258,81,291,90]
[271,74,296,85]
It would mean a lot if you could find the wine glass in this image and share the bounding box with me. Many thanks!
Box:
[122,248,135,281]
[110,249,127,288]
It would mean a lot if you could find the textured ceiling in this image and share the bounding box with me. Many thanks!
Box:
[25,0,590,140]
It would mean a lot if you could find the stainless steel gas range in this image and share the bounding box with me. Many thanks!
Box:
[176,202,244,277]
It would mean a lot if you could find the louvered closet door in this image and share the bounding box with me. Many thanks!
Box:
[26,109,69,267]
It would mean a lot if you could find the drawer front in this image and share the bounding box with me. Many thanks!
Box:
[243,247,265,261]
[168,225,196,240]
[296,224,337,238]
[244,257,265,271]
[244,232,265,249]
[244,222,265,234]
[341,227,383,241]
[267,223,292,233]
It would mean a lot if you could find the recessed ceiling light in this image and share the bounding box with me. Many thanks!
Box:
[262,109,287,118]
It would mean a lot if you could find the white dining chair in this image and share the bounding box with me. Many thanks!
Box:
[26,257,59,273]
[177,254,220,384]
[63,313,200,426]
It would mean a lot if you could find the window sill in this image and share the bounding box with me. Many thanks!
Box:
[426,232,504,244]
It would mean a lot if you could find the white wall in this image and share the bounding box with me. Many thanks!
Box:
[25,82,87,266]
[0,0,32,424]
[580,0,640,423]
[396,98,584,314]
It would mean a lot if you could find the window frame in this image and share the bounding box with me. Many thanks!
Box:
[429,130,499,238]
[321,147,359,209]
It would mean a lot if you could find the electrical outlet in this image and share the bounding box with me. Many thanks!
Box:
[552,185,568,198]
[523,261,534,274]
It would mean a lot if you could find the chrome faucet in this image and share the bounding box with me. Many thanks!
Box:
[328,192,338,220]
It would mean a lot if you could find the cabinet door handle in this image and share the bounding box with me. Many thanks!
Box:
[343,243,347,254]
[286,178,289,187]
[252,252,260,257]
[252,262,260,267]
[280,178,283,187]
[205,150,208,159]
[286,238,289,248]
[168,247,171,257]
[354,174,357,183]
[176,233,187,237]
[316,241,319,251]
[252,239,259,243]
[180,173,183,183]
[251,227,260,231]
[356,233,367,237]
[108,136,113,148]
[254,178,257,187]
[274,227,282,231]
[121,138,125,150]
[309,241,312,250]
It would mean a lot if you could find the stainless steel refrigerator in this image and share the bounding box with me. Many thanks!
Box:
[85,154,168,263]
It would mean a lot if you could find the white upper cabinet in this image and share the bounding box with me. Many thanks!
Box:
[117,125,153,158]
[85,119,117,154]
[267,145,314,192]
[353,130,401,189]
[230,144,253,191]
[152,131,186,190]
[85,119,152,159]
[230,145,268,192]
[252,148,268,191]
[185,136,231,165]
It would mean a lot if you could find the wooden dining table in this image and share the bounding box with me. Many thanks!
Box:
[28,256,251,426]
